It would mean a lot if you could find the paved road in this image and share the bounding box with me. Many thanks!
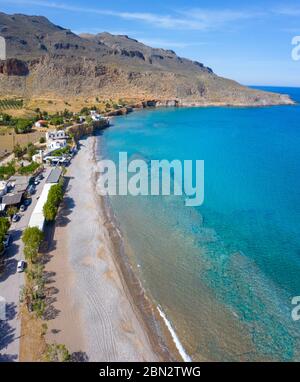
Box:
[0,168,51,361]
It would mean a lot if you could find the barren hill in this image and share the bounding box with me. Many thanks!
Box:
[0,12,293,106]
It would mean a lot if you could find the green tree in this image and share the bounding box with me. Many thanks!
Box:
[43,202,58,222]
[14,119,33,134]
[13,143,24,159]
[39,136,46,144]
[0,217,10,235]
[22,227,44,263]
[80,107,89,115]
[50,116,64,126]
[26,143,37,161]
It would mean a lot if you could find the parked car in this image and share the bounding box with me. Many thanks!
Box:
[28,185,35,195]
[34,180,40,186]
[24,198,32,207]
[3,234,12,248]
[12,214,20,223]
[19,205,26,212]
[17,260,26,273]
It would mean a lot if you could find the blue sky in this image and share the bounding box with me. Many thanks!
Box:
[1,0,300,86]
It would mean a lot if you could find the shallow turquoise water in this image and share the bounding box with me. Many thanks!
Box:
[98,87,300,361]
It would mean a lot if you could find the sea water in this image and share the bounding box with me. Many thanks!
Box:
[98,87,300,361]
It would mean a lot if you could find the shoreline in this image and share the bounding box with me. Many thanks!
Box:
[92,135,186,362]
[44,135,163,361]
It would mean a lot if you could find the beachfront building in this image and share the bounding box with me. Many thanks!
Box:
[47,139,67,150]
[46,167,62,184]
[46,130,68,151]
[90,110,102,121]
[46,130,67,141]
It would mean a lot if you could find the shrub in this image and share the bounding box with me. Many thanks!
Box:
[49,116,64,126]
[13,143,24,159]
[44,344,71,362]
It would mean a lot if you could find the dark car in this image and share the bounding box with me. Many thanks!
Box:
[28,185,35,195]
[3,234,12,248]
[24,198,32,207]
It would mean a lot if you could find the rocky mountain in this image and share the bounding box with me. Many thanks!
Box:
[0,12,293,106]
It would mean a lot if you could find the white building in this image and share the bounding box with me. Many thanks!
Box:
[46,130,67,141]
[90,110,102,121]
[32,150,44,164]
[46,130,67,151]
[47,139,67,151]
[0,180,8,198]
[35,120,48,128]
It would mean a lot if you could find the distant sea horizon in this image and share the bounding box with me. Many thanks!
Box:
[97,86,300,361]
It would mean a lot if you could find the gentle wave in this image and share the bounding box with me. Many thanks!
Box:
[157,306,192,362]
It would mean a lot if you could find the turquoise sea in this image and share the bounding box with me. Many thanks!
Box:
[98,87,300,361]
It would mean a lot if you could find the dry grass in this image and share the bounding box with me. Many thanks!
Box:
[19,305,47,362]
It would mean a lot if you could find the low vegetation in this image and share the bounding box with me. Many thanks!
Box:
[44,344,71,362]
[18,162,40,175]
[0,161,16,180]
[51,147,70,157]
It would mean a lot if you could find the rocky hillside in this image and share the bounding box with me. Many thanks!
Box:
[0,12,293,106]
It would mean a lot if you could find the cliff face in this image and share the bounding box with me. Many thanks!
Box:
[0,12,294,106]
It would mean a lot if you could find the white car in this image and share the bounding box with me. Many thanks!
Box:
[17,260,26,273]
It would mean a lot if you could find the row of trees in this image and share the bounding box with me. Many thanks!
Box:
[43,183,64,222]
[21,227,45,317]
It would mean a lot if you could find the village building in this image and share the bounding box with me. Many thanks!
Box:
[34,120,48,128]
[46,130,68,151]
